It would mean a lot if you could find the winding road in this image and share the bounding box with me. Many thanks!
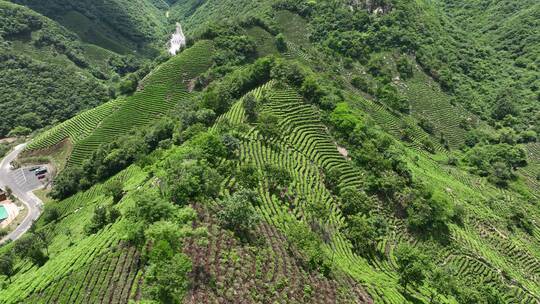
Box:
[0,144,43,244]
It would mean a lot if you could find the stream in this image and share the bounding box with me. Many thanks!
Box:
[168,22,186,55]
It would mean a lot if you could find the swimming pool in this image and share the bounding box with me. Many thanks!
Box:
[0,205,7,222]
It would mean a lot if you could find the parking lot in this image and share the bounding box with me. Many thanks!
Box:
[7,165,50,193]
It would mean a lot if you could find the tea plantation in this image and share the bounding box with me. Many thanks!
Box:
[1,0,539,303]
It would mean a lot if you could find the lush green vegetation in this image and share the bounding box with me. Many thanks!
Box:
[0,0,174,138]
[11,0,169,54]
[0,1,110,138]
[1,0,539,303]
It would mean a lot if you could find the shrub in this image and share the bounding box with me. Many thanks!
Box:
[42,205,60,224]
[422,138,436,154]
[344,214,387,256]
[104,180,124,203]
[339,188,376,216]
[7,126,32,137]
[418,117,435,134]
[243,93,259,122]
[258,112,280,139]
[13,234,48,266]
[351,76,370,92]
[508,207,534,235]
[397,56,414,79]
[367,54,392,82]
[324,166,342,193]
[85,205,119,235]
[376,84,409,113]
[491,88,519,120]
[144,252,192,303]
[406,188,451,235]
[518,130,537,143]
[217,189,260,241]
[263,163,291,194]
[330,102,363,134]
[300,76,325,104]
[465,143,527,186]
[284,220,331,276]
[395,243,430,290]
[270,59,305,86]
[50,166,83,199]
[275,33,287,52]
[118,74,138,95]
[163,159,223,205]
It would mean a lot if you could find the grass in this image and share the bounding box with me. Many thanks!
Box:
[33,188,52,204]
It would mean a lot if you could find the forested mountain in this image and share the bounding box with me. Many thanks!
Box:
[438,0,539,125]
[0,0,172,138]
[11,0,170,54]
[0,0,538,303]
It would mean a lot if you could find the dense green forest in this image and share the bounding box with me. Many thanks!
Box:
[0,0,173,138]
[0,0,539,303]
[11,0,170,53]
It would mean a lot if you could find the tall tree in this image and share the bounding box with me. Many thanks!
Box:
[395,244,429,291]
[0,253,15,283]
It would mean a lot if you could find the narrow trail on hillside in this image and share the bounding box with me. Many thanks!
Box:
[168,22,186,55]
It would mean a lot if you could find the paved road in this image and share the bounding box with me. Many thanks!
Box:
[0,144,43,244]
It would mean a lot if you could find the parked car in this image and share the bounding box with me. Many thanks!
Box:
[35,168,47,175]
[29,166,41,172]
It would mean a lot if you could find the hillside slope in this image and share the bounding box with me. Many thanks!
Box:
[0,0,539,303]
[0,0,174,139]
[11,0,170,54]
[0,1,110,138]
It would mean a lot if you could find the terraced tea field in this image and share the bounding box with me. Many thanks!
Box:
[0,226,120,304]
[24,98,127,152]
[521,143,540,193]
[401,69,472,149]
[403,145,540,303]
[214,85,411,302]
[212,83,540,303]
[185,205,371,303]
[23,243,142,304]
[6,81,539,304]
[25,40,214,168]
[0,165,147,304]
[3,2,539,303]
